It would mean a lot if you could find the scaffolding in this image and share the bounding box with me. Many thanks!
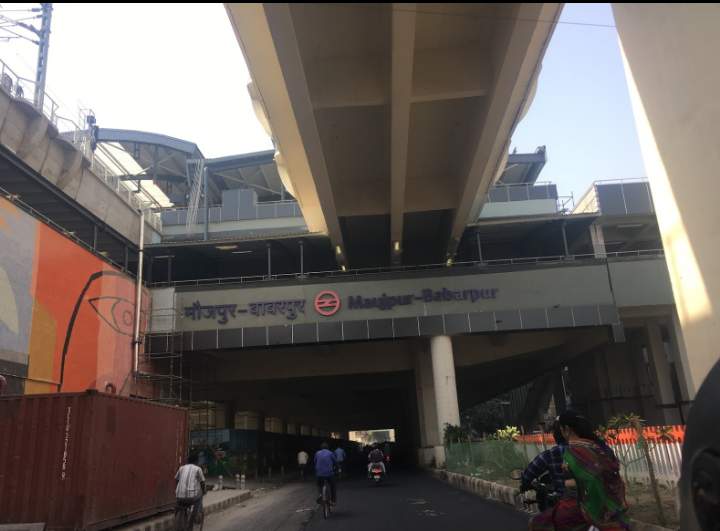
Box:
[137,331,186,405]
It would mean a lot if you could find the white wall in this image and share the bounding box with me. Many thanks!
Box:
[479,199,558,218]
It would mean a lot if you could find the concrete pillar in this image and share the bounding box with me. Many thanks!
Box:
[560,220,570,258]
[430,335,460,467]
[670,309,693,407]
[589,223,607,258]
[415,348,440,466]
[614,4,720,395]
[645,321,681,424]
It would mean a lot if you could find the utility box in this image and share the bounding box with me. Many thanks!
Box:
[0,391,188,530]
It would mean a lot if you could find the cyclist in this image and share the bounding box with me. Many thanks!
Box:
[175,454,206,525]
[314,442,337,506]
[333,445,346,477]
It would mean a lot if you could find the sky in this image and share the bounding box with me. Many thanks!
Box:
[510,3,646,198]
[0,3,645,200]
[0,3,273,157]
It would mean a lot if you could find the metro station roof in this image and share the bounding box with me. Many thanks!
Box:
[69,127,290,207]
[205,150,287,202]
[97,128,204,158]
[497,146,547,185]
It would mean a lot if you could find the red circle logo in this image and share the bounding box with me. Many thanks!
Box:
[314,290,341,317]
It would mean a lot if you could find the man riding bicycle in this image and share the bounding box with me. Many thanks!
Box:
[333,445,346,477]
[175,454,206,524]
[314,442,338,506]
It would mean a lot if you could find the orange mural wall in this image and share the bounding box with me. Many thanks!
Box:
[0,196,149,396]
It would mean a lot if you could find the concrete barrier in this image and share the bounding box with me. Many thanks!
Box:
[118,490,252,531]
[429,469,528,512]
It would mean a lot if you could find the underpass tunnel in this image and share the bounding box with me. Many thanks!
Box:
[179,324,621,471]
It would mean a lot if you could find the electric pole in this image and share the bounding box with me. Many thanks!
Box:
[33,3,52,110]
[0,3,53,110]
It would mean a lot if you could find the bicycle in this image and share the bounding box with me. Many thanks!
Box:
[174,498,204,531]
[319,478,333,520]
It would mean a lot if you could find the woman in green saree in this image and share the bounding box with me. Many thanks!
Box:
[530,411,629,531]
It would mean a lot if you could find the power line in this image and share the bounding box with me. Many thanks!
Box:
[0,15,42,25]
[0,9,42,14]
[0,25,38,44]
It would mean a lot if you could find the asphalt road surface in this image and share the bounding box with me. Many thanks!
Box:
[204,481,317,531]
[205,470,529,531]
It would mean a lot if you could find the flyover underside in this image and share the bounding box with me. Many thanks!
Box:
[227,3,563,267]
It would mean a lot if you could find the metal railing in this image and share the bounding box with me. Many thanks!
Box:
[0,57,162,231]
[447,435,682,488]
[150,248,665,289]
[486,182,557,202]
[0,59,59,125]
[573,178,651,215]
[0,184,127,272]
[160,199,302,227]
[484,182,575,215]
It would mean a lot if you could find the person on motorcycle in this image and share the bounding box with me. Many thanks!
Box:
[367,444,386,477]
[314,442,338,506]
[520,420,568,500]
[175,453,206,523]
[529,411,629,531]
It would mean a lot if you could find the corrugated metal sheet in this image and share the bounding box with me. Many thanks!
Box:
[0,391,188,530]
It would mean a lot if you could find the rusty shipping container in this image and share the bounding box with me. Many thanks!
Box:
[0,391,188,530]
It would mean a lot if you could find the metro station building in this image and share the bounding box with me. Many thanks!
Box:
[0,3,696,467]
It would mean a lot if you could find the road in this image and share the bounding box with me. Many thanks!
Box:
[204,481,317,531]
[204,470,529,531]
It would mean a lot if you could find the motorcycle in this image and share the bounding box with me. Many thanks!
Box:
[510,469,559,512]
[510,469,599,531]
[369,463,385,485]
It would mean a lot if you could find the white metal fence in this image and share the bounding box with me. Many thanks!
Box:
[518,440,682,486]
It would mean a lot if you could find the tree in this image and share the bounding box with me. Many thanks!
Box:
[599,412,671,527]
[443,423,469,445]
[461,398,507,437]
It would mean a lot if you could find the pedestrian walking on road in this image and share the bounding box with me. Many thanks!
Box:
[298,449,309,480]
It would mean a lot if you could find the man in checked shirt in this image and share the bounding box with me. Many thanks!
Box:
[520,420,569,499]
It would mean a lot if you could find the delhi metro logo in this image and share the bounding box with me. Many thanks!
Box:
[314,290,341,317]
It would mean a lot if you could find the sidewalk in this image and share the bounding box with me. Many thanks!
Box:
[206,473,299,491]
[116,489,252,531]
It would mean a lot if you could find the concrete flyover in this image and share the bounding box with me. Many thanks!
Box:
[0,86,160,253]
[225,3,562,267]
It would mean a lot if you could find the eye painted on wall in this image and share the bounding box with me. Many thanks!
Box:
[88,296,135,336]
